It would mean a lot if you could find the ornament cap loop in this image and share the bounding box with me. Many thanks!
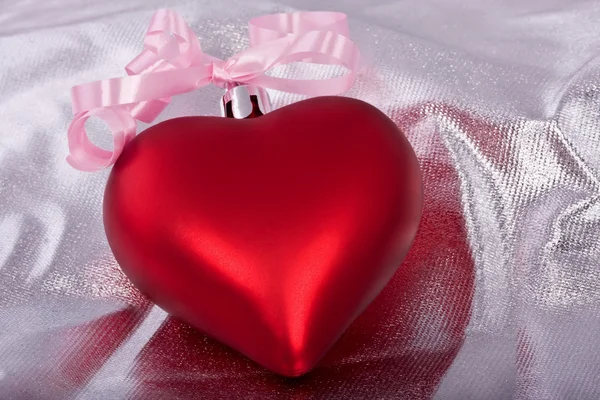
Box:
[220,85,272,119]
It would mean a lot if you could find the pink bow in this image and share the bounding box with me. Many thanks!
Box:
[67,9,361,172]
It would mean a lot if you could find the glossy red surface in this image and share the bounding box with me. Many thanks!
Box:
[103,96,422,377]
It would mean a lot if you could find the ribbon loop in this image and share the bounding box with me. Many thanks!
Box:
[67,9,361,172]
[248,11,350,46]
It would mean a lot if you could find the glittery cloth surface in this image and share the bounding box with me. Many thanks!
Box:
[2,0,600,398]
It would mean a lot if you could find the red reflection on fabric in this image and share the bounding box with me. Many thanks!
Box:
[123,103,474,398]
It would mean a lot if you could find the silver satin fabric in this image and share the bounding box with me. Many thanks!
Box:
[2,0,600,398]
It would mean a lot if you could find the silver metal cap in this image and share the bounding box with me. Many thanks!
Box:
[220,85,272,119]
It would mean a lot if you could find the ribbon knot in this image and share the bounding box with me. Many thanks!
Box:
[67,9,361,172]
[211,60,235,88]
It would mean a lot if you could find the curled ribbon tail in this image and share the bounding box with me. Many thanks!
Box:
[67,8,210,172]
[66,108,137,172]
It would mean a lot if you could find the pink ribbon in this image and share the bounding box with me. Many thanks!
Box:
[67,9,361,172]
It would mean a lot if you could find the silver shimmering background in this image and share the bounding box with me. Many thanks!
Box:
[2,0,600,399]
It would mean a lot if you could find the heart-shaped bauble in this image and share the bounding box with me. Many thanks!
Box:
[104,96,422,377]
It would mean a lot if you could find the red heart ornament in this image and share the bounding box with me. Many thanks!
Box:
[103,96,422,377]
